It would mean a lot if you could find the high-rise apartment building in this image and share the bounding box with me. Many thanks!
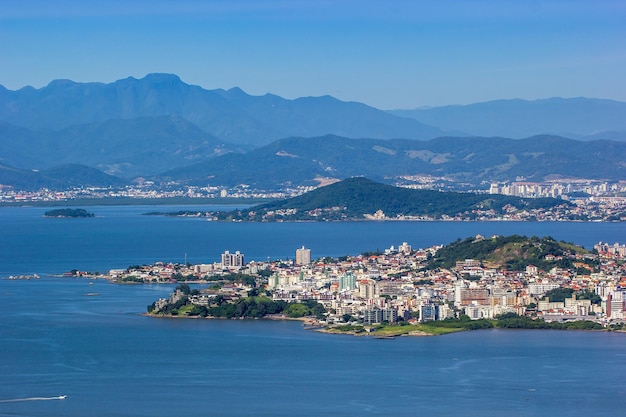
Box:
[295,246,311,265]
[221,250,244,269]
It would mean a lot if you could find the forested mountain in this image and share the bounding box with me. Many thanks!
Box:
[0,163,128,190]
[0,116,236,177]
[158,135,626,188]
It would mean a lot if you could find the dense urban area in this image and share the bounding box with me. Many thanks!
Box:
[53,235,626,335]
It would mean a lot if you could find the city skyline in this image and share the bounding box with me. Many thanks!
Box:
[1,0,624,109]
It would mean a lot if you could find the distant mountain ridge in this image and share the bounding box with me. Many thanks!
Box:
[1,73,626,190]
[0,163,127,190]
[158,134,626,188]
[0,73,444,147]
[0,116,237,177]
[390,97,626,140]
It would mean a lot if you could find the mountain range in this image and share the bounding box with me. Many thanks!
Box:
[1,73,625,190]
[389,97,626,140]
[160,135,626,188]
[0,73,443,148]
[0,116,236,177]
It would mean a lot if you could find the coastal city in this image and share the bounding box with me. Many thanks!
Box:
[2,176,626,222]
[88,237,626,330]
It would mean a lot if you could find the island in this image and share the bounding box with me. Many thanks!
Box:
[142,235,626,336]
[44,208,95,218]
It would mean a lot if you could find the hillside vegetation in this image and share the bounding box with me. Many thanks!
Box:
[428,235,593,271]
[206,177,571,221]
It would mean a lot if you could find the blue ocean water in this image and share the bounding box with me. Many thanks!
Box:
[1,205,625,277]
[1,278,625,417]
[1,206,626,416]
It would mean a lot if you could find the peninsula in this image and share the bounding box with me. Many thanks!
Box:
[142,235,626,336]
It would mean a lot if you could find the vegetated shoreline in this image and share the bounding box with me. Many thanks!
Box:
[142,310,614,338]
[143,311,438,336]
[142,213,611,223]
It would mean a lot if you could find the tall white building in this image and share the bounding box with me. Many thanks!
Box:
[295,246,311,265]
[221,250,244,269]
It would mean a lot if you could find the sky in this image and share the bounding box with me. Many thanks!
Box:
[1,0,625,109]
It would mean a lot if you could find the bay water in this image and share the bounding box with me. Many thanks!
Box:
[1,205,626,416]
[1,205,625,277]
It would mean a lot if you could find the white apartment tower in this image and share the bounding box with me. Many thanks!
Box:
[221,250,244,269]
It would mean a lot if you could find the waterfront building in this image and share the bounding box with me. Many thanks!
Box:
[296,246,311,265]
[194,263,218,275]
[364,307,383,324]
[606,292,625,319]
[420,303,438,322]
[381,308,398,323]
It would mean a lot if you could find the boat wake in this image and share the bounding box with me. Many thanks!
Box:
[0,395,66,403]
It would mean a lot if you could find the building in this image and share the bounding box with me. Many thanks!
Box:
[295,246,311,265]
[607,292,625,319]
[398,242,412,255]
[529,281,560,296]
[381,308,398,323]
[357,279,378,299]
[221,250,244,269]
[364,308,383,324]
[339,273,357,291]
[420,303,439,322]
[459,288,489,306]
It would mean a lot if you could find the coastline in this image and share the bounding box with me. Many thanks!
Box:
[143,311,460,336]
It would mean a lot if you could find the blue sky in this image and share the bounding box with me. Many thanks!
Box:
[1,0,624,108]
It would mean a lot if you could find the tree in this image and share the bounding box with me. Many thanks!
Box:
[176,283,191,295]
[543,287,574,303]
[285,303,310,318]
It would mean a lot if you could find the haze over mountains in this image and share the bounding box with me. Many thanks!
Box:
[1,73,625,190]
[389,98,626,140]
[0,73,443,147]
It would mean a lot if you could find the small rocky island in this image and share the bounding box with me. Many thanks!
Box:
[44,208,95,218]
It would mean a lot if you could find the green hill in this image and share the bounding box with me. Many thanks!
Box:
[212,177,571,221]
[428,235,593,271]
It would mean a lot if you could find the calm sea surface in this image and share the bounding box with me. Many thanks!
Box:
[1,205,626,276]
[1,206,626,416]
